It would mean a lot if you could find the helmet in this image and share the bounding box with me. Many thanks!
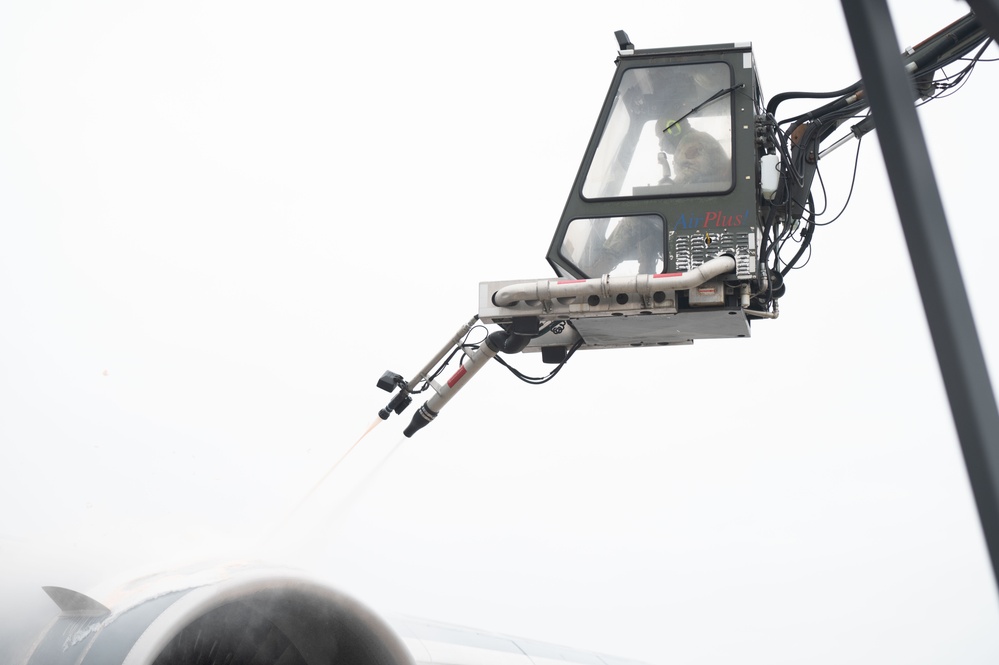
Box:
[655,116,691,152]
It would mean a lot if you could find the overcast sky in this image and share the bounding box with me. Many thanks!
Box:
[2,1,999,663]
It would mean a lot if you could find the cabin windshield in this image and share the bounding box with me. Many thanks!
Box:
[582,62,734,199]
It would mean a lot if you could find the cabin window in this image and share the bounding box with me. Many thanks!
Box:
[559,215,664,277]
[583,62,734,199]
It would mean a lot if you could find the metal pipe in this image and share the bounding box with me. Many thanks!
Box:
[379,316,480,420]
[744,300,779,319]
[403,334,502,438]
[491,255,737,307]
[403,315,478,394]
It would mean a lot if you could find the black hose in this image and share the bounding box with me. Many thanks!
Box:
[765,81,861,118]
[486,330,532,355]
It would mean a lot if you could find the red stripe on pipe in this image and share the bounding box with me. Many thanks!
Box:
[447,366,467,388]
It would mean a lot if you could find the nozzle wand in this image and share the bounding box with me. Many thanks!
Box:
[402,335,501,437]
[376,316,478,421]
[403,328,533,437]
[402,404,437,437]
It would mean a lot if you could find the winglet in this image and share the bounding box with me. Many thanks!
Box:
[42,586,112,617]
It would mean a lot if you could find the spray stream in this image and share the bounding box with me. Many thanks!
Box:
[268,417,385,540]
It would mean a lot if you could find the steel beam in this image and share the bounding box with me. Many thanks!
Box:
[966,0,999,44]
[840,0,999,589]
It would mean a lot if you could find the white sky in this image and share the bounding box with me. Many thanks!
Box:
[2,1,999,663]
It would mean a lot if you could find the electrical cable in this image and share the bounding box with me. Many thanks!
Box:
[763,28,992,284]
[814,135,864,228]
[493,338,584,385]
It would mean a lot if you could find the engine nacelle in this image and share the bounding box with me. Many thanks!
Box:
[14,562,655,665]
[19,562,412,665]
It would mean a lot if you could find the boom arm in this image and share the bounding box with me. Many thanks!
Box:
[377,256,740,436]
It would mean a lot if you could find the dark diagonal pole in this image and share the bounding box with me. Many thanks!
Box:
[840,0,999,589]
[966,0,999,46]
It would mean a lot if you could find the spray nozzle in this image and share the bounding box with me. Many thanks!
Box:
[376,371,412,420]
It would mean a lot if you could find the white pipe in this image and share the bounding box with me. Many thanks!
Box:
[491,255,737,307]
[407,315,478,389]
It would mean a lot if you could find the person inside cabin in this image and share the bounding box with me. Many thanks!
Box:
[656,117,731,189]
[590,119,730,276]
